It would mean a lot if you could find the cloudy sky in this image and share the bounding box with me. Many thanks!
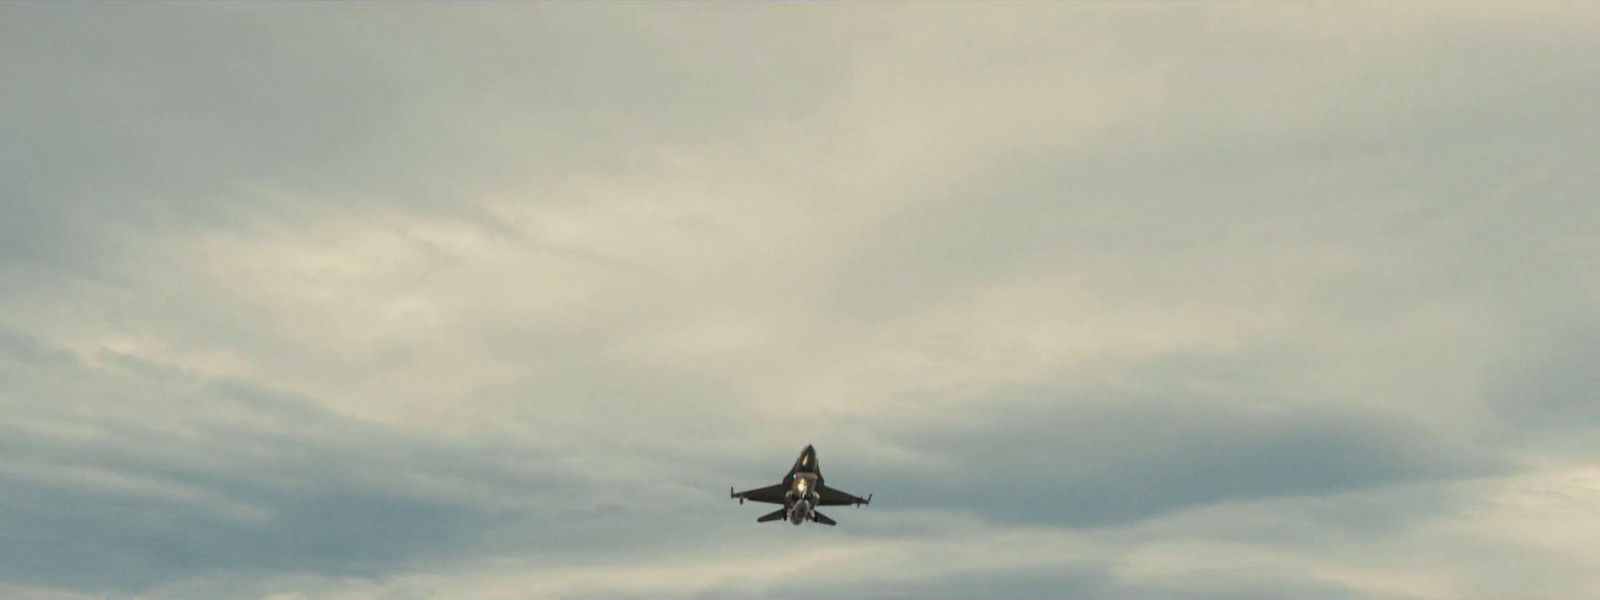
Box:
[3,2,1598,599]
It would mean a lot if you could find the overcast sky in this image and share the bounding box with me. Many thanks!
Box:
[3,2,1599,599]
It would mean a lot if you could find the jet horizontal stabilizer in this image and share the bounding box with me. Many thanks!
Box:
[813,511,837,526]
[756,508,786,523]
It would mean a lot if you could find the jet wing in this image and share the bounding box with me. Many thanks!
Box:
[731,483,788,505]
[816,483,871,506]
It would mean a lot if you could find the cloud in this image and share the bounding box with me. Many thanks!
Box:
[3,2,1599,599]
[860,387,1510,529]
[0,330,539,592]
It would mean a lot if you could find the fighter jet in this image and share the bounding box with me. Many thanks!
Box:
[730,444,871,526]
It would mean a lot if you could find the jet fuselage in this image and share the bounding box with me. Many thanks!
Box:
[786,471,820,525]
[789,498,811,525]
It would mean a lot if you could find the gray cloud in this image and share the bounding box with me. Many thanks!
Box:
[0,327,831,597]
[2,3,853,279]
[855,380,1509,529]
[694,562,1120,600]
[3,3,1599,599]
[1486,318,1600,452]
[0,326,752,594]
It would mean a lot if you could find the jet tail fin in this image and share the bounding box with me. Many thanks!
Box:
[756,508,786,523]
[812,511,837,526]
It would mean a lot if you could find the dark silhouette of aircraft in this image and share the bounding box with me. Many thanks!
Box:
[730,444,871,526]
